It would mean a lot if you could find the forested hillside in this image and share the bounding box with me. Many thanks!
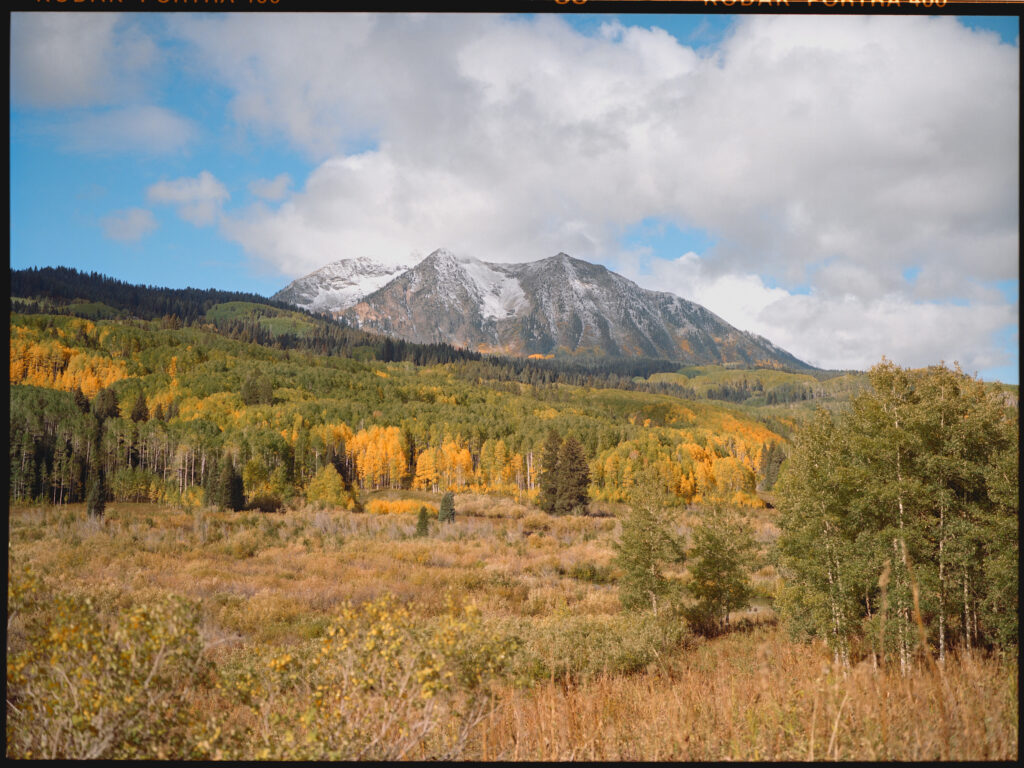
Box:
[9,309,787,514]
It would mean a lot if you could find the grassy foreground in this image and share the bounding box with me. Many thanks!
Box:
[6,500,1017,760]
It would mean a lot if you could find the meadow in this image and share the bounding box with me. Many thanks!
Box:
[7,496,1016,760]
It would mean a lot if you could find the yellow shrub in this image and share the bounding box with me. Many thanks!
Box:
[6,569,205,759]
[365,498,437,516]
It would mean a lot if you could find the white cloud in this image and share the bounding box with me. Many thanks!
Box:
[100,207,158,242]
[170,13,1016,373]
[630,253,1017,375]
[249,173,292,201]
[11,13,157,109]
[58,106,197,155]
[147,171,229,227]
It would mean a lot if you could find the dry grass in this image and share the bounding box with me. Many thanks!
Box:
[7,500,1017,761]
[477,628,1017,761]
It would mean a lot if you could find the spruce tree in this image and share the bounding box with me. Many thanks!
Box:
[415,506,430,537]
[439,492,455,523]
[72,386,90,414]
[85,416,106,516]
[92,387,120,422]
[554,434,590,515]
[130,392,149,423]
[538,429,562,514]
[85,464,106,517]
[215,459,245,511]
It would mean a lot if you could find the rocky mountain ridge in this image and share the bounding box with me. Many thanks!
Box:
[274,249,812,368]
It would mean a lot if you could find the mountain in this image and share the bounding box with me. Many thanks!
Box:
[271,257,411,312]
[318,248,813,369]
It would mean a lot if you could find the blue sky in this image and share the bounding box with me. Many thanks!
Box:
[10,12,1020,382]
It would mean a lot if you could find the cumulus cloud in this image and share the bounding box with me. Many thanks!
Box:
[100,207,158,242]
[625,252,1017,375]
[249,173,292,201]
[11,13,157,109]
[147,171,229,227]
[171,13,1016,373]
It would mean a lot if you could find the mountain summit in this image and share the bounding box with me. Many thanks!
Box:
[271,257,411,312]
[275,249,811,368]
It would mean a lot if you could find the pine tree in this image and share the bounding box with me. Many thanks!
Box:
[215,459,245,511]
[92,387,120,422]
[538,429,562,514]
[554,434,590,515]
[439,491,455,523]
[130,392,149,423]
[415,506,430,537]
[72,386,90,414]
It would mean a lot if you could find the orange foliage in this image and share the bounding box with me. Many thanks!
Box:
[10,334,128,397]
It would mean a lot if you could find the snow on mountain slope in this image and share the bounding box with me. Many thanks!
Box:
[315,248,814,368]
[270,248,813,367]
[271,257,411,312]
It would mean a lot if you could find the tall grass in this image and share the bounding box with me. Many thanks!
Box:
[7,500,1017,760]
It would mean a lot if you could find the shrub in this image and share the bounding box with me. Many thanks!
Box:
[248,493,283,514]
[6,570,206,759]
[208,594,516,760]
[504,611,688,684]
[566,561,616,584]
[365,498,438,516]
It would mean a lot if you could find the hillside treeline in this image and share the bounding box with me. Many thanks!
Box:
[10,311,784,514]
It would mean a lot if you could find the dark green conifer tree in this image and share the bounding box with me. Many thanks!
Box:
[554,434,590,515]
[214,459,245,511]
[85,418,105,517]
[130,392,149,423]
[72,386,90,414]
[538,429,562,514]
[92,387,120,422]
[439,492,455,523]
[415,506,430,537]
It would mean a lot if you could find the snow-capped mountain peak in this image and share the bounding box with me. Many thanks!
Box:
[272,248,813,368]
[271,257,411,312]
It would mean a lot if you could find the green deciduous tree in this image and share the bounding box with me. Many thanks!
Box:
[614,470,686,614]
[685,505,756,636]
[305,463,348,509]
[775,360,1018,667]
